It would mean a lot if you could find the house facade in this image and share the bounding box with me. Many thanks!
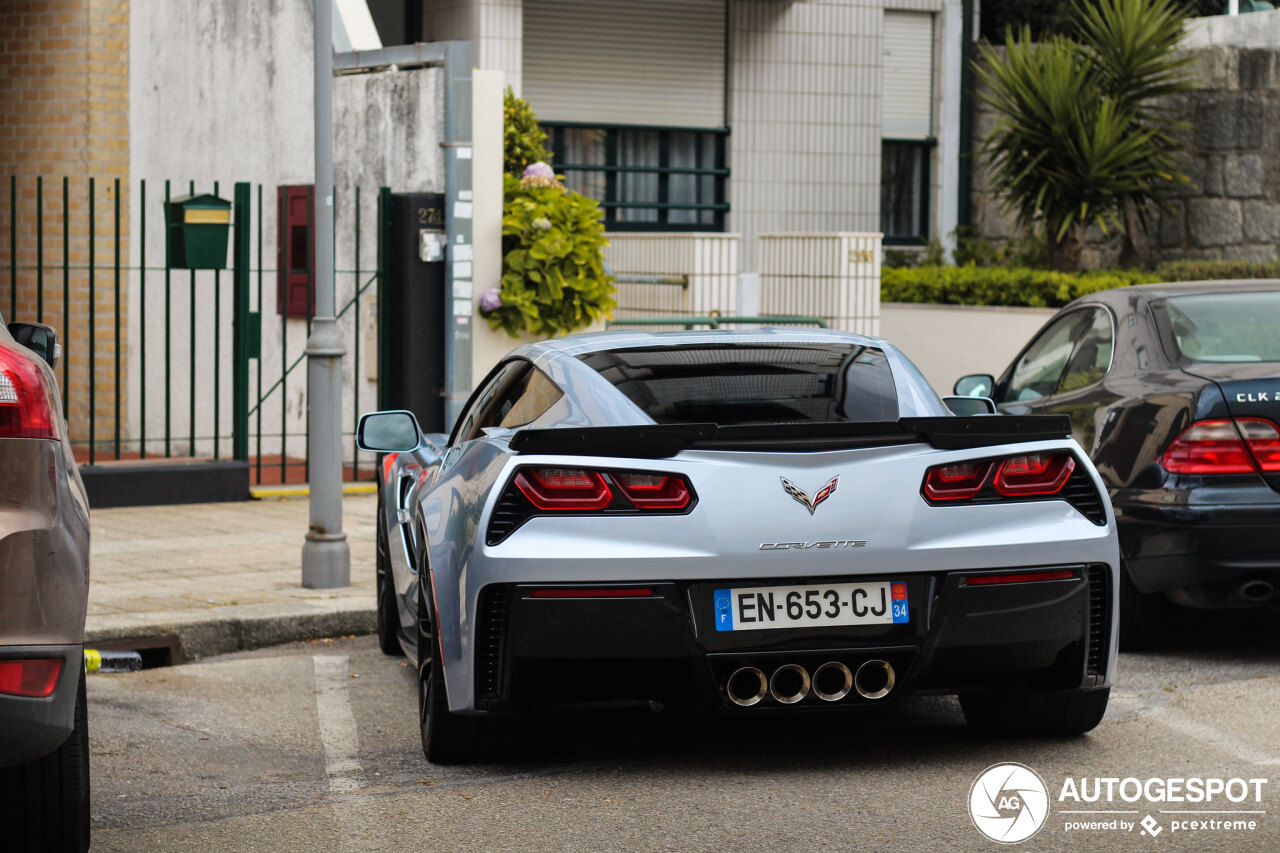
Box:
[399,0,970,266]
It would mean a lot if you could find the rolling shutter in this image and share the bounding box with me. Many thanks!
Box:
[883,11,934,139]
[523,0,726,128]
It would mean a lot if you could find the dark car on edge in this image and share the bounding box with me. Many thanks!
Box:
[955,281,1280,647]
[0,319,91,852]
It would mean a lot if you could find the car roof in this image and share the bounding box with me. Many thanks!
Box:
[510,326,889,363]
[1071,278,1280,308]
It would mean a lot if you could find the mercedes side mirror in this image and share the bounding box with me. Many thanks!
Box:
[8,321,60,369]
[942,395,997,416]
[356,410,422,453]
[954,374,995,398]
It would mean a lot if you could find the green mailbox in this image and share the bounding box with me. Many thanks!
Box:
[164,193,232,270]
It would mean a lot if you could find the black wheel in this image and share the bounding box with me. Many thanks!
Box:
[417,579,482,764]
[1118,564,1166,651]
[0,663,90,852]
[961,687,1109,737]
[375,498,403,656]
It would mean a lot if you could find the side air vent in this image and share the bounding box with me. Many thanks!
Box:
[475,585,510,704]
[1086,565,1110,677]
[1062,467,1108,526]
[487,488,536,546]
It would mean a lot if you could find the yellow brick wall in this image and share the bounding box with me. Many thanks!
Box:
[0,0,129,452]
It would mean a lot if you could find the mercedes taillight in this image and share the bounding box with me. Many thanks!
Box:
[1162,418,1280,474]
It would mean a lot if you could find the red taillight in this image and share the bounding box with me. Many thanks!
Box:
[515,467,613,511]
[1161,419,1280,474]
[0,347,57,439]
[529,587,653,598]
[1238,418,1280,473]
[922,461,991,501]
[613,471,691,510]
[965,569,1077,586]
[993,452,1075,496]
[0,658,62,697]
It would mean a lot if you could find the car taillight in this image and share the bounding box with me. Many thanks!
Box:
[489,467,698,544]
[1162,418,1280,474]
[613,471,691,509]
[922,461,991,501]
[1238,418,1280,473]
[0,347,57,439]
[514,467,614,511]
[0,658,62,698]
[993,452,1075,496]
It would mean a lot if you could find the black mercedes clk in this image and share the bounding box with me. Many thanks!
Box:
[956,280,1280,647]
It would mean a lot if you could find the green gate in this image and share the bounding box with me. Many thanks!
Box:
[2,176,389,490]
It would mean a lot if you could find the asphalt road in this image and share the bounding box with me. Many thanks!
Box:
[88,612,1280,852]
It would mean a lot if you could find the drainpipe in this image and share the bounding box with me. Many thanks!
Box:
[957,0,975,232]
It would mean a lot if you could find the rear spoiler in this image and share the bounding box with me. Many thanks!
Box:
[509,415,1073,458]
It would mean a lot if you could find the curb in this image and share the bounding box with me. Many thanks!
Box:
[86,603,376,661]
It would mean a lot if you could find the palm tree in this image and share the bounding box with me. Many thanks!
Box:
[976,0,1194,271]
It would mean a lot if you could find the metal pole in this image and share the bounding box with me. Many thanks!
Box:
[302,0,350,588]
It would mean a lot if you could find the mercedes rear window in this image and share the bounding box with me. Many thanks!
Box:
[577,343,899,425]
[1153,291,1280,363]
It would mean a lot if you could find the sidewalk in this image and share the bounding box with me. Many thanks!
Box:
[87,493,379,660]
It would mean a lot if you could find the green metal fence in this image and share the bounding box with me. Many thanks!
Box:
[2,176,387,485]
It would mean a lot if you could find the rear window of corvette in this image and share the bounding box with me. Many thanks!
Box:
[577,343,899,425]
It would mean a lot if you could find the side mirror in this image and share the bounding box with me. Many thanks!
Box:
[8,322,60,369]
[954,374,995,398]
[942,395,997,416]
[356,410,422,453]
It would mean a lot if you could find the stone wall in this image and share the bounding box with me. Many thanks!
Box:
[969,43,1280,268]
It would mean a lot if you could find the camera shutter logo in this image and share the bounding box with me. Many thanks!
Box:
[969,763,1051,844]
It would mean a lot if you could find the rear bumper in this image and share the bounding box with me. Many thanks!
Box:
[471,565,1113,714]
[0,644,82,767]
[1115,496,1280,604]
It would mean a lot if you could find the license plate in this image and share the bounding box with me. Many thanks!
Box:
[713,581,909,632]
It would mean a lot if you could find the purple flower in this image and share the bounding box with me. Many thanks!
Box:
[480,287,503,312]
[523,162,555,180]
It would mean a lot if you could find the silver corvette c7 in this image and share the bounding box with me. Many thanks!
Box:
[357,329,1120,764]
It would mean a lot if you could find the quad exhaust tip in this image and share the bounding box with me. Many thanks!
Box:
[769,663,811,704]
[1239,580,1275,603]
[812,661,853,702]
[726,666,768,707]
[854,659,895,700]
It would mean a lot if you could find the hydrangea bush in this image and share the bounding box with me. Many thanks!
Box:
[482,163,616,337]
[483,92,616,337]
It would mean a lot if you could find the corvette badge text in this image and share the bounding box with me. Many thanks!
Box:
[759,540,866,550]
[968,763,1268,843]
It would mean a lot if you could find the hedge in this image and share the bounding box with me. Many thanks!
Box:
[1152,260,1280,282]
[881,266,1161,308]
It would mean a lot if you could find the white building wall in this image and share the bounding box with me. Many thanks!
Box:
[727,0,885,272]
[128,0,445,464]
[424,0,523,94]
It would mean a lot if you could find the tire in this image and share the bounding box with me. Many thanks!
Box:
[961,686,1110,737]
[1118,564,1166,651]
[0,664,91,853]
[417,579,482,764]
[375,501,403,656]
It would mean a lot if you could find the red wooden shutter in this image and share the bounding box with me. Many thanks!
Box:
[276,185,315,318]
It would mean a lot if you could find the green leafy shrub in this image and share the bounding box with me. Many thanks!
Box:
[483,172,616,337]
[1154,260,1280,282]
[503,87,551,176]
[881,266,1160,308]
[483,92,615,337]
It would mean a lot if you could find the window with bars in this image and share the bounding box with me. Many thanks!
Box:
[543,123,728,231]
[880,142,932,245]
